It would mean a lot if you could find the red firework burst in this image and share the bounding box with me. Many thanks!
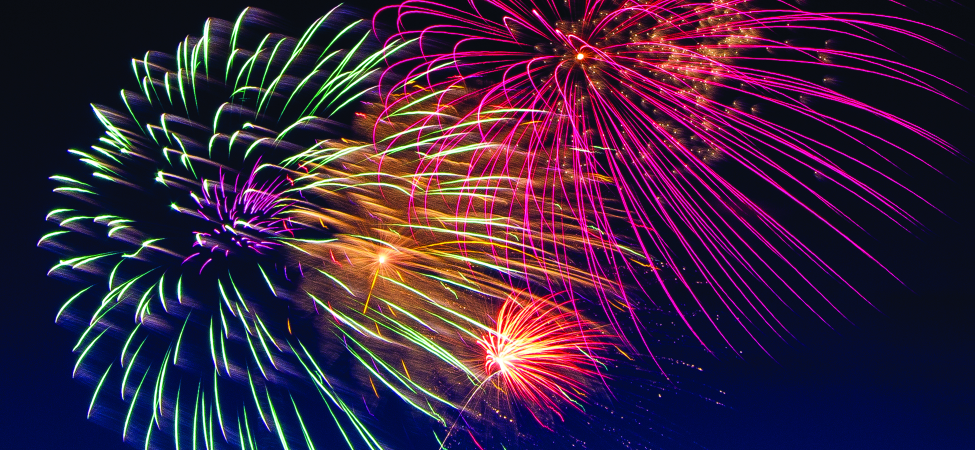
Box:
[478,291,606,419]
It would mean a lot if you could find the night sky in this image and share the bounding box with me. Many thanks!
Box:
[3,0,972,449]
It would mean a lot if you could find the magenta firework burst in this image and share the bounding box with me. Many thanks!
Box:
[376,0,960,353]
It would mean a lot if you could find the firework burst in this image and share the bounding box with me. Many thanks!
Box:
[376,0,960,354]
[478,291,608,422]
[41,7,393,449]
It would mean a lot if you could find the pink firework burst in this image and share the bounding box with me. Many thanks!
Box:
[378,0,960,354]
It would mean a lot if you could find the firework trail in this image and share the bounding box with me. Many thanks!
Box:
[375,0,961,354]
[41,7,399,449]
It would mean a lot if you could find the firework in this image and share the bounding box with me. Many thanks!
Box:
[41,7,395,449]
[478,291,608,422]
[376,0,959,354]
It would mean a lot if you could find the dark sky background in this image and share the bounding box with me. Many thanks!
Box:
[2,0,972,449]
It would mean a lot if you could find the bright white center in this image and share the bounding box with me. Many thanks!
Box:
[494,354,511,373]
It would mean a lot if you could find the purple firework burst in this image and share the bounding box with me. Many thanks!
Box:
[181,162,297,272]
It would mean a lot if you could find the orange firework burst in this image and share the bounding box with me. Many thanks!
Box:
[478,291,607,419]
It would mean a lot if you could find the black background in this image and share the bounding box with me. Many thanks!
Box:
[2,0,972,449]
